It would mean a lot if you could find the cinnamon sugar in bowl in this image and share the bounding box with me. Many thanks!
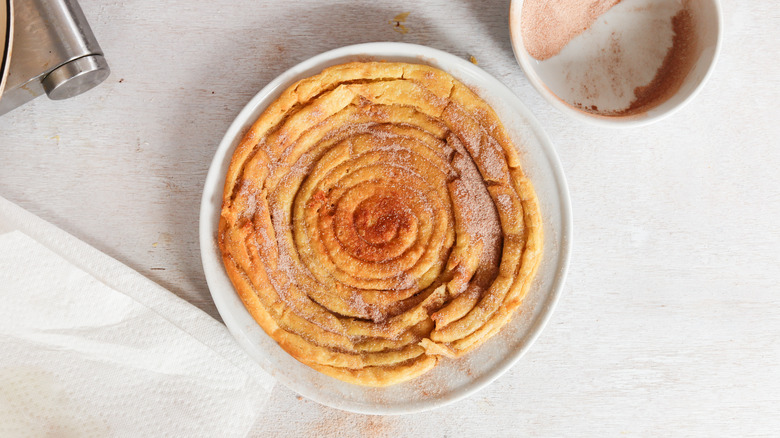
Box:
[509,0,722,127]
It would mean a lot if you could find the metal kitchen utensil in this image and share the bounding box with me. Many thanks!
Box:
[0,0,109,115]
[0,0,11,99]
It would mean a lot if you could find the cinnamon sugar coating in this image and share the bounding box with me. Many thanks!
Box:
[219,62,543,386]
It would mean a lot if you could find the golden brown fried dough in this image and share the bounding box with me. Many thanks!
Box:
[219,62,542,386]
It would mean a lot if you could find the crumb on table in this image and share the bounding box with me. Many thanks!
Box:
[389,12,410,34]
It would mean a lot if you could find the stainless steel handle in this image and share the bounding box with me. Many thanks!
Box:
[0,0,109,115]
[42,54,110,100]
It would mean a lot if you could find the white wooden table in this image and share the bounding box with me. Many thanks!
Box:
[1,0,778,435]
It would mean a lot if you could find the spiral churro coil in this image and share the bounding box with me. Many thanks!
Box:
[219,62,543,386]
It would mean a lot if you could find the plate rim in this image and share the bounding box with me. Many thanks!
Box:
[199,42,573,415]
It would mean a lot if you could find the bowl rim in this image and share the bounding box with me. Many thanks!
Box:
[199,41,573,414]
[508,0,724,128]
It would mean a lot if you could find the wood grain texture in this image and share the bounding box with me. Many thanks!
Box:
[0,0,778,436]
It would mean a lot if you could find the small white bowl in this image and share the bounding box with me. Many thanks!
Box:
[509,0,722,128]
[200,42,572,414]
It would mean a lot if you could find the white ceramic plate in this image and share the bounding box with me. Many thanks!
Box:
[200,42,572,414]
[0,0,12,99]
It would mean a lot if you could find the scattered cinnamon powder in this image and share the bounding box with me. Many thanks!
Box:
[521,0,623,60]
[616,7,697,116]
[523,0,698,117]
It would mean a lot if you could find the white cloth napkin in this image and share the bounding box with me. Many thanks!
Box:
[0,196,275,437]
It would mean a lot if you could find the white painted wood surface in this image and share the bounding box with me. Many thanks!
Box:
[1,0,778,436]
